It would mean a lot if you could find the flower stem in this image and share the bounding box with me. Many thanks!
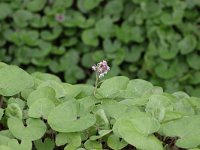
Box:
[94,73,99,96]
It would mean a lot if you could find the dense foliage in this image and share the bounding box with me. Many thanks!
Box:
[0,0,200,95]
[1,62,200,150]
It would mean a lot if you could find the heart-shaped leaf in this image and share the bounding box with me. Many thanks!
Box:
[113,118,163,150]
[27,87,58,107]
[7,117,46,141]
[28,98,55,119]
[8,139,32,150]
[34,138,55,150]
[160,115,200,149]
[48,101,96,132]
[107,134,128,150]
[98,76,129,98]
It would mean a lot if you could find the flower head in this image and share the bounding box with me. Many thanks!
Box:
[92,60,110,78]
[55,14,65,22]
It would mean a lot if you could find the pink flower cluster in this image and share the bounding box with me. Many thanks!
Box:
[55,14,65,22]
[92,60,110,78]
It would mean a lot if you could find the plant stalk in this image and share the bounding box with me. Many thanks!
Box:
[94,73,99,96]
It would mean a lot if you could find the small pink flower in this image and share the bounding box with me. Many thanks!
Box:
[92,60,110,78]
[55,14,65,22]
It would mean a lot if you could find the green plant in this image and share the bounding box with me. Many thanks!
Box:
[0,0,200,95]
[1,62,200,150]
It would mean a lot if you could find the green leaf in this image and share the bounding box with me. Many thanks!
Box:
[126,79,154,97]
[34,138,55,150]
[13,10,33,28]
[145,94,174,122]
[101,100,127,119]
[31,72,61,82]
[125,46,143,63]
[77,96,96,112]
[38,80,66,98]
[104,0,123,21]
[81,29,99,47]
[90,130,112,140]
[0,3,12,20]
[95,109,110,129]
[155,61,177,79]
[40,26,62,41]
[56,133,68,146]
[0,134,10,145]
[98,76,129,98]
[103,39,121,53]
[8,139,32,150]
[27,87,58,107]
[95,17,114,38]
[62,84,82,98]
[141,1,162,18]
[77,0,103,12]
[179,35,197,54]
[7,98,25,110]
[48,101,96,132]
[0,146,12,150]
[56,132,81,148]
[114,117,163,150]
[160,115,200,149]
[26,0,46,12]
[81,53,95,68]
[107,134,128,150]
[187,53,200,70]
[189,72,200,85]
[0,66,34,96]
[5,103,22,119]
[8,117,46,141]
[53,0,73,8]
[28,98,55,119]
[84,140,102,150]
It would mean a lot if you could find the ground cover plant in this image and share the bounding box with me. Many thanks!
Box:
[0,0,200,95]
[1,62,200,150]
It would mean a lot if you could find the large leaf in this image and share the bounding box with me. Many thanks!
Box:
[126,79,154,97]
[28,98,55,119]
[160,115,200,149]
[0,66,34,96]
[113,117,163,150]
[27,87,58,106]
[145,94,174,122]
[98,76,129,98]
[48,101,96,132]
[8,139,32,150]
[7,117,46,141]
[100,99,127,119]
[37,80,66,98]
